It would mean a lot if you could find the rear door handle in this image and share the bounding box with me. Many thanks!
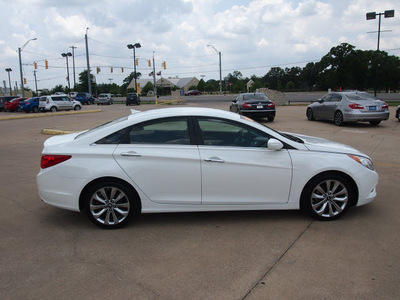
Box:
[204,157,225,163]
[121,151,141,157]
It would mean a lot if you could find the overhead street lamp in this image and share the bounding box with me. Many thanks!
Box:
[366,9,395,96]
[127,43,141,92]
[18,38,37,97]
[207,44,222,95]
[5,68,12,96]
[61,52,73,92]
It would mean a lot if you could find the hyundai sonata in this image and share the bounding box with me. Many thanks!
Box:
[37,107,378,228]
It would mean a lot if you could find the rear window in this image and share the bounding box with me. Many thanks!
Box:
[346,93,377,101]
[243,94,269,101]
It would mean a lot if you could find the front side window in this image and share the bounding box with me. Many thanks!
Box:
[197,117,270,147]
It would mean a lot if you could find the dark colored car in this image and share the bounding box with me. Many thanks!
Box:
[19,97,40,113]
[76,92,94,104]
[0,96,18,111]
[126,93,141,106]
[4,97,28,112]
[230,93,276,121]
[185,90,201,96]
[396,105,400,122]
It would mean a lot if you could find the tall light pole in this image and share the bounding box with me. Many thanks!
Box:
[207,44,222,95]
[5,68,12,95]
[18,38,37,97]
[366,9,395,96]
[70,46,77,88]
[61,52,72,92]
[85,28,92,95]
[127,43,141,92]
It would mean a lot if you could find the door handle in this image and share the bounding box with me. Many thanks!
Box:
[121,151,141,157]
[204,157,225,163]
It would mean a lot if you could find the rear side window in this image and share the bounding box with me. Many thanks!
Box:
[129,117,190,145]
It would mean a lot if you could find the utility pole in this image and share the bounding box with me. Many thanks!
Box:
[85,28,92,95]
[70,46,77,88]
[152,52,157,104]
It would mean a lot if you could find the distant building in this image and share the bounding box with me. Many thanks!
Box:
[128,77,199,94]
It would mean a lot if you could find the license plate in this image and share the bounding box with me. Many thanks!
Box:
[369,106,376,111]
[257,105,263,109]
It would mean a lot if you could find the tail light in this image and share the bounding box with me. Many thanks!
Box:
[382,102,389,109]
[268,102,275,108]
[41,155,72,169]
[349,103,364,109]
[46,99,49,104]
[242,103,252,108]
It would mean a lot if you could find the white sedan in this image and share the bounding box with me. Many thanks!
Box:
[37,107,378,228]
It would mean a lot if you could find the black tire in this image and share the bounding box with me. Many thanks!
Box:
[306,108,315,121]
[74,105,81,111]
[84,180,140,229]
[334,111,344,126]
[32,106,39,113]
[267,116,275,122]
[369,120,381,126]
[300,173,354,221]
[50,106,57,113]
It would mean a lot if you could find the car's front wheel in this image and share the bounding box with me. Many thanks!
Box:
[74,105,81,111]
[334,111,344,126]
[300,173,353,220]
[84,180,140,229]
[306,108,315,121]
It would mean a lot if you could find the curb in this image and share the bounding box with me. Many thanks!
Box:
[41,129,78,135]
[0,109,102,121]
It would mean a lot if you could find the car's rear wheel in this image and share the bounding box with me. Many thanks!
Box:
[84,180,140,229]
[306,108,315,121]
[301,173,353,220]
[334,111,344,126]
[369,120,381,126]
[267,116,275,122]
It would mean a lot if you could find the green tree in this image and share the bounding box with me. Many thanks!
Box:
[197,78,206,91]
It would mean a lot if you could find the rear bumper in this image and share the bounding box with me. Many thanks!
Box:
[240,110,276,118]
[344,111,389,122]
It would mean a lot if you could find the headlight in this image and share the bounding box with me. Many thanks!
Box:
[348,155,375,171]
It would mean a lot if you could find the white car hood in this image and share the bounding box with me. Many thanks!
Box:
[288,133,366,156]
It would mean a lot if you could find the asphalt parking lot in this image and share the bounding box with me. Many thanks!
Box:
[1,101,399,299]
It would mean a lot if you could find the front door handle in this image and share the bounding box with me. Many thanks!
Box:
[121,151,141,157]
[204,157,225,163]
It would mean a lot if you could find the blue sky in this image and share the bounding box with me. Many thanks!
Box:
[1,0,399,91]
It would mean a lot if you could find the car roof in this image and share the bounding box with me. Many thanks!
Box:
[127,107,241,122]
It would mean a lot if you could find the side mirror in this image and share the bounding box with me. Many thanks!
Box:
[267,138,283,151]
[318,98,323,103]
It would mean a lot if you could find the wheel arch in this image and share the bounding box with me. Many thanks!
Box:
[300,170,359,209]
[79,176,142,212]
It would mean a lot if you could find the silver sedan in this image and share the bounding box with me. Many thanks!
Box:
[306,91,389,126]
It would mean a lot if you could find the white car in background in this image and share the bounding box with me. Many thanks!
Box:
[39,95,81,112]
[37,107,378,228]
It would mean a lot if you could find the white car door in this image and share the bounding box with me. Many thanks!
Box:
[112,117,201,205]
[196,117,292,205]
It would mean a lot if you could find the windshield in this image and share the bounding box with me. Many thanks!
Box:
[75,116,129,139]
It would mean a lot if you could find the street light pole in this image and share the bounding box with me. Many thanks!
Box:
[207,45,222,95]
[127,43,141,92]
[366,10,395,96]
[18,38,37,97]
[70,46,77,88]
[61,52,72,92]
[5,68,12,96]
